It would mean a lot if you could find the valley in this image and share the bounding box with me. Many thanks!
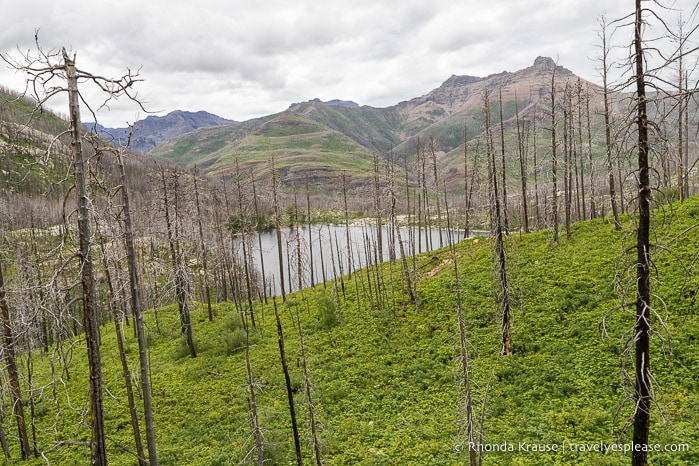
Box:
[1,4,698,463]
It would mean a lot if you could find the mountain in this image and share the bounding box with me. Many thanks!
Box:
[91,110,236,154]
[148,57,602,187]
[289,97,360,108]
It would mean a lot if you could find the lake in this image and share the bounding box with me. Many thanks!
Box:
[231,222,481,295]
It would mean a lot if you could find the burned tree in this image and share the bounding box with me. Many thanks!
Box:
[484,88,513,356]
[2,38,146,463]
[0,262,31,459]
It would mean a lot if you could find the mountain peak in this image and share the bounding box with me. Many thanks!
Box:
[92,110,236,153]
[441,74,483,87]
[533,56,557,71]
[289,98,360,109]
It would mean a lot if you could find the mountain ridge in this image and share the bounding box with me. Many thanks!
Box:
[147,56,602,187]
[90,109,236,153]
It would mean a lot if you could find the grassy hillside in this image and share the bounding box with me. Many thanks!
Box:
[0,88,73,194]
[7,198,699,465]
[151,109,376,188]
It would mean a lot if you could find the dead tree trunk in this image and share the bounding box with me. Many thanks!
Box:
[0,263,31,459]
[429,136,444,247]
[632,2,651,463]
[235,161,258,327]
[299,296,323,466]
[532,105,542,228]
[64,49,108,465]
[484,88,513,356]
[273,297,302,465]
[161,168,196,358]
[270,158,286,300]
[305,181,315,289]
[251,174,269,302]
[584,85,596,218]
[117,149,158,465]
[444,189,476,466]
[575,80,586,221]
[563,84,572,239]
[599,15,622,230]
[96,238,147,466]
[549,62,560,244]
[193,170,213,322]
[498,87,510,234]
[243,312,264,465]
[514,92,529,233]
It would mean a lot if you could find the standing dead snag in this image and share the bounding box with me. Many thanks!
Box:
[498,87,510,234]
[514,92,529,234]
[235,160,257,328]
[273,297,302,465]
[549,60,560,244]
[298,294,324,466]
[270,157,286,300]
[193,168,213,322]
[65,48,108,465]
[114,145,158,466]
[443,188,476,466]
[484,88,513,356]
[0,263,31,459]
[632,2,651,463]
[3,39,146,463]
[597,15,622,230]
[160,168,197,358]
[95,233,146,466]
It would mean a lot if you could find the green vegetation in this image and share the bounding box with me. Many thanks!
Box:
[148,108,376,184]
[7,197,698,465]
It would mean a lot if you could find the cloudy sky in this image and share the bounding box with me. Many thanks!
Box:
[0,0,694,127]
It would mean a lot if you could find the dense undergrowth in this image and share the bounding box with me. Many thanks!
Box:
[5,198,699,465]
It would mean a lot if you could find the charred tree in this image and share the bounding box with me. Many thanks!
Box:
[161,168,197,358]
[514,92,529,233]
[632,2,651,463]
[498,87,510,234]
[65,49,108,463]
[116,147,158,465]
[193,169,213,322]
[598,15,622,230]
[549,61,560,243]
[270,158,286,300]
[0,263,31,459]
[484,88,513,356]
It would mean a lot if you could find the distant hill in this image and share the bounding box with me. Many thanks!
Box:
[90,110,236,154]
[289,98,360,109]
[0,87,191,229]
[148,57,604,188]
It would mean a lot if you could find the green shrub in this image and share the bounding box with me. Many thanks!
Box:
[223,328,247,354]
[316,293,339,330]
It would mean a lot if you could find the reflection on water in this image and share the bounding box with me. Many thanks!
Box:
[232,223,480,295]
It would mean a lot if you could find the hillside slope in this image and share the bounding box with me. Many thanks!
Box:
[0,87,192,229]
[91,109,236,154]
[149,57,605,185]
[15,198,699,465]
[150,107,377,187]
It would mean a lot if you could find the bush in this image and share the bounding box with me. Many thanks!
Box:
[316,293,339,330]
[223,329,247,354]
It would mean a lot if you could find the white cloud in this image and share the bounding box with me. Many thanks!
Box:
[1,0,694,127]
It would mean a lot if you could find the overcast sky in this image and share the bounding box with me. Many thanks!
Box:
[1,0,695,127]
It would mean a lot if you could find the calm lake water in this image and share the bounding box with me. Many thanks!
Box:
[232,223,477,295]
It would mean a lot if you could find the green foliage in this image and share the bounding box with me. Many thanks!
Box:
[5,198,699,465]
[315,292,339,330]
[227,210,275,233]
